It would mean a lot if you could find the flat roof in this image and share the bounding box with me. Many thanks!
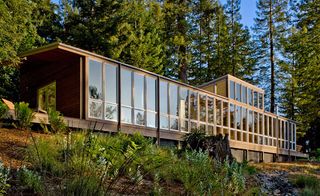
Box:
[199,74,264,94]
[20,42,294,122]
[19,42,229,101]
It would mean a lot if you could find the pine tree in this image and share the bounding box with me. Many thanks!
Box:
[224,0,256,81]
[0,0,43,65]
[189,0,219,85]
[163,0,192,82]
[63,0,165,74]
[252,0,289,113]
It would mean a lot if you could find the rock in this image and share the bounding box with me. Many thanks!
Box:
[274,189,281,195]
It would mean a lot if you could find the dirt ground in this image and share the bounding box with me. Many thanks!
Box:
[0,128,48,169]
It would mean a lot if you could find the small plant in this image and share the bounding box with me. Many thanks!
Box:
[48,109,66,133]
[0,161,10,195]
[0,101,8,119]
[17,166,44,193]
[14,102,34,129]
[294,175,319,189]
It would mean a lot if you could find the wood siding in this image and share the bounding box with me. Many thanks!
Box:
[20,49,82,118]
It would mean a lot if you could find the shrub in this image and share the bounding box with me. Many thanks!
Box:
[48,109,67,133]
[294,175,319,189]
[27,136,65,176]
[17,166,44,193]
[0,101,8,119]
[14,102,34,129]
[216,160,246,194]
[182,128,206,151]
[0,161,10,195]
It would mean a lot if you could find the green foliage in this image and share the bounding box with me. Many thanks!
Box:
[17,166,43,193]
[48,109,66,133]
[14,102,34,129]
[0,100,8,119]
[292,174,320,195]
[0,161,10,195]
[0,66,20,102]
[242,161,258,175]
[294,175,319,189]
[26,130,246,195]
[0,0,43,65]
[182,128,206,151]
[27,136,64,175]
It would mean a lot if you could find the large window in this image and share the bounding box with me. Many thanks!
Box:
[230,81,235,99]
[254,112,258,133]
[216,100,222,125]
[160,80,168,129]
[146,76,157,128]
[248,89,253,106]
[259,113,263,134]
[259,93,263,109]
[179,87,189,132]
[230,104,235,128]
[236,106,241,130]
[254,91,258,108]
[169,83,179,130]
[134,73,145,125]
[190,91,198,120]
[242,108,247,131]
[208,97,214,124]
[241,86,247,104]
[248,110,253,133]
[105,64,118,121]
[223,102,228,127]
[236,83,241,101]
[38,82,56,112]
[121,68,132,123]
[89,60,103,119]
[199,94,206,122]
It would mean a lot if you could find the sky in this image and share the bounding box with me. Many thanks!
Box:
[220,0,257,28]
[52,0,257,28]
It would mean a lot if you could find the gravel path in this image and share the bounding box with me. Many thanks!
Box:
[255,170,298,196]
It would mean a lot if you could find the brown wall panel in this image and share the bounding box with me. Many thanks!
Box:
[20,50,82,118]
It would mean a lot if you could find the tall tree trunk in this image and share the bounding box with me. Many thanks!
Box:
[177,0,187,83]
[231,0,236,76]
[269,0,275,113]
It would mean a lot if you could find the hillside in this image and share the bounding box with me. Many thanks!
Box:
[0,128,319,195]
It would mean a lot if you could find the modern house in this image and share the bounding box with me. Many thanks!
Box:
[19,43,307,162]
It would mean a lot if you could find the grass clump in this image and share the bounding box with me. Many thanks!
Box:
[17,166,44,193]
[14,102,34,129]
[48,109,67,133]
[291,174,320,195]
[25,130,247,195]
[0,161,10,195]
[0,101,8,119]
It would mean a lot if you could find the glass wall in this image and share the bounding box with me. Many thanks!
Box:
[89,60,103,119]
[105,64,118,121]
[38,82,56,112]
[146,76,157,127]
[121,68,132,123]
[228,80,263,110]
[179,87,189,132]
[87,58,297,150]
[160,80,169,129]
[169,83,179,130]
[134,73,145,125]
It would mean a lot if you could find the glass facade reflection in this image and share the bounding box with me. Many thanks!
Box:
[87,58,297,151]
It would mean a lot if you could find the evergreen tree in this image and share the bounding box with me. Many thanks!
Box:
[189,0,218,85]
[0,0,43,65]
[252,0,289,113]
[63,0,165,74]
[224,0,256,81]
[163,0,192,82]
